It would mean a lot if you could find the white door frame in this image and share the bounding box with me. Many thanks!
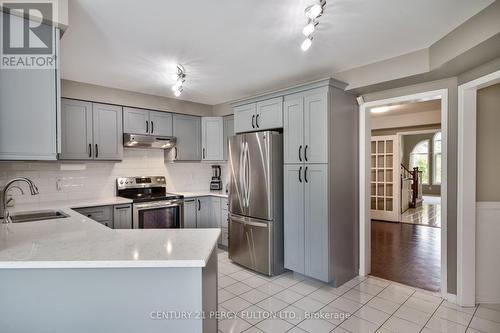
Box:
[359,89,448,299]
[457,69,500,306]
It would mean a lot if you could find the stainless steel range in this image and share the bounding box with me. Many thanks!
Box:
[116,176,184,229]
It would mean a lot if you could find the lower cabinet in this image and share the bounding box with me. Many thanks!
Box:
[284,164,328,281]
[196,196,220,228]
[183,198,197,228]
[113,204,132,229]
[74,204,132,229]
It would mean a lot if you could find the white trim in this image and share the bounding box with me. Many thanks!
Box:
[447,293,458,304]
[457,69,500,307]
[359,89,448,299]
[397,129,440,136]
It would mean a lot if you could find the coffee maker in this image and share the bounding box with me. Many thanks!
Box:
[210,165,223,190]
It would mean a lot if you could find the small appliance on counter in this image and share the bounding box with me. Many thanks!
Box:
[210,165,223,191]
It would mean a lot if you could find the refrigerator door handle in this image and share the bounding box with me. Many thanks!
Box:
[230,214,268,228]
[244,141,250,208]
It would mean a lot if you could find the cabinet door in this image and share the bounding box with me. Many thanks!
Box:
[283,164,305,274]
[283,96,304,164]
[202,117,223,161]
[196,197,212,228]
[211,197,221,228]
[223,115,234,161]
[183,199,197,228]
[123,107,149,135]
[172,114,202,161]
[304,92,328,163]
[92,103,123,160]
[113,204,132,229]
[233,103,256,133]
[150,111,173,136]
[60,99,93,160]
[304,164,329,281]
[255,97,283,130]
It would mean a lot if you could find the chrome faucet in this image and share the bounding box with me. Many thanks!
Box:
[1,177,39,223]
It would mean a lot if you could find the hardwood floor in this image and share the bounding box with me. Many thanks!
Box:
[371,220,441,292]
[401,195,441,228]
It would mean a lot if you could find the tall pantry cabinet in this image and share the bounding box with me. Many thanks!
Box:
[282,80,358,286]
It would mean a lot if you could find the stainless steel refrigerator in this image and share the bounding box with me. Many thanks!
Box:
[228,131,284,276]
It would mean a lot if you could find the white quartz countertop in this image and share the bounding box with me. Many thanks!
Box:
[172,191,228,198]
[0,197,220,269]
[7,196,133,214]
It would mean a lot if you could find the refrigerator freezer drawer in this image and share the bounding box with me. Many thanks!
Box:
[228,214,272,275]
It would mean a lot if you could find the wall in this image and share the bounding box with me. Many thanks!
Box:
[401,133,441,196]
[371,110,441,130]
[362,77,458,294]
[0,149,228,205]
[476,83,500,201]
[62,80,213,117]
[475,83,500,303]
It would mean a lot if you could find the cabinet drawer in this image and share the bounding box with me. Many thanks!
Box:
[74,205,113,222]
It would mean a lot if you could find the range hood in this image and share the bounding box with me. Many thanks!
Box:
[123,133,176,149]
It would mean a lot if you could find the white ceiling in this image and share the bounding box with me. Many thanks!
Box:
[60,0,494,105]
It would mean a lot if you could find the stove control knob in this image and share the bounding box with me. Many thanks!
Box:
[119,180,124,184]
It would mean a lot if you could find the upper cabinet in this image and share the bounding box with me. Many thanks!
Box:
[60,99,123,160]
[0,21,59,161]
[169,114,201,161]
[284,90,328,164]
[233,97,283,133]
[123,107,172,136]
[201,117,224,161]
[223,115,235,161]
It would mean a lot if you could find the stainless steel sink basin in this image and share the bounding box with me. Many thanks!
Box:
[9,210,70,223]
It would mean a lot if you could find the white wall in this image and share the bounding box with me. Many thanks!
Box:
[0,149,228,205]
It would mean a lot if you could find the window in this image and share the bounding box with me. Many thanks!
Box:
[409,140,429,184]
[433,132,442,184]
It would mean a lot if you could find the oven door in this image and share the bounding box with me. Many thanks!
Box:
[132,200,184,229]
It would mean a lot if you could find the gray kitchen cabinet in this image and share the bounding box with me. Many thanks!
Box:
[233,97,283,134]
[60,100,123,161]
[223,115,234,160]
[304,91,328,164]
[0,17,59,161]
[255,97,283,131]
[233,103,256,133]
[304,164,329,281]
[169,114,202,161]
[196,197,212,228]
[123,107,173,136]
[93,103,123,160]
[183,198,197,228]
[202,117,223,161]
[283,96,304,164]
[283,164,305,274]
[74,205,114,228]
[150,111,173,136]
[123,107,149,135]
[60,99,93,160]
[113,204,132,229]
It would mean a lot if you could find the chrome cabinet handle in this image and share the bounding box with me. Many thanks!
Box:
[251,115,255,128]
[255,114,260,128]
[299,166,302,183]
[304,145,308,161]
[146,121,149,133]
[304,166,309,183]
[299,145,302,162]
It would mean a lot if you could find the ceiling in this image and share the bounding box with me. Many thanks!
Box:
[60,0,494,105]
[370,99,441,118]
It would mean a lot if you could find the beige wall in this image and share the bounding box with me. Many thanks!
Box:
[476,83,500,201]
[62,80,213,117]
[371,109,441,130]
[363,77,458,294]
[212,103,233,117]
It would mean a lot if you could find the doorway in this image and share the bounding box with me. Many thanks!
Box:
[359,90,448,298]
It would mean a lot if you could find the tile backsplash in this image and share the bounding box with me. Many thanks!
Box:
[0,149,228,204]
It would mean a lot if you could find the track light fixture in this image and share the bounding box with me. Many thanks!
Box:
[172,65,186,97]
[301,1,326,51]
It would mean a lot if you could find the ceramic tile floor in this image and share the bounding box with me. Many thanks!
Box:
[217,250,500,333]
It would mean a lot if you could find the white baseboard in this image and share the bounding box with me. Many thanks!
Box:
[446,293,457,304]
